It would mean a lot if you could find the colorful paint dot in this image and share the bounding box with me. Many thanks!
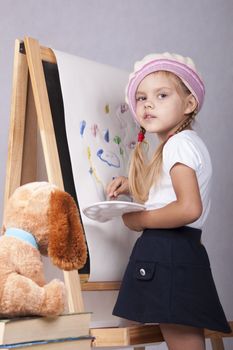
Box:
[80,120,86,137]
[91,124,98,137]
[87,146,91,160]
[128,141,136,149]
[105,104,110,113]
[114,135,121,145]
[103,129,110,142]
[120,103,128,113]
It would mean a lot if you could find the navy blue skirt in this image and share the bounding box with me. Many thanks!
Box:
[113,226,231,333]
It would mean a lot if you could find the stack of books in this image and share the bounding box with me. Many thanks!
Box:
[0,313,92,350]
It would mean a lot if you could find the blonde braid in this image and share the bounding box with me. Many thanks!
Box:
[174,111,197,135]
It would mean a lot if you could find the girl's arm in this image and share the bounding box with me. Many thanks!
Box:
[122,163,203,231]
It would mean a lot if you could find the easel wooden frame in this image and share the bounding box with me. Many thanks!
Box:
[3,37,232,349]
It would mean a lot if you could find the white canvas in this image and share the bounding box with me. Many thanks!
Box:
[54,50,142,281]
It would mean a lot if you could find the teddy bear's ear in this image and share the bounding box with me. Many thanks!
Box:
[48,190,88,271]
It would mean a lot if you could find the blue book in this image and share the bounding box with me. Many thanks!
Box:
[0,336,93,349]
[0,313,91,346]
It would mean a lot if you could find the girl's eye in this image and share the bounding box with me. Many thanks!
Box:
[136,96,146,102]
[158,93,167,99]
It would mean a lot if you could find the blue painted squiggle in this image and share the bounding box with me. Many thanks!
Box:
[97,149,120,168]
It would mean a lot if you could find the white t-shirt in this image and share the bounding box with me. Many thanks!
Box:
[145,130,212,229]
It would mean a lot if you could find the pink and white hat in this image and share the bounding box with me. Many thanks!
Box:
[126,52,205,123]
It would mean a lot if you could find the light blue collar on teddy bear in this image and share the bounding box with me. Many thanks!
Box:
[4,228,38,249]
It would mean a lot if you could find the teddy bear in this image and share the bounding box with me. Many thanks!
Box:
[0,181,87,318]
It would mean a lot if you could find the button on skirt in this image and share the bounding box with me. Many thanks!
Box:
[113,226,231,333]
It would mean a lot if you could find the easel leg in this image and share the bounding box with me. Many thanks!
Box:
[210,337,225,350]
[21,77,37,184]
[24,37,85,313]
[4,39,28,213]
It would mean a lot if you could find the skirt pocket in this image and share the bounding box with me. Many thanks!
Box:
[134,260,157,281]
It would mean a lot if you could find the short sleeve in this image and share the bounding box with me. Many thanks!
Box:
[163,136,202,174]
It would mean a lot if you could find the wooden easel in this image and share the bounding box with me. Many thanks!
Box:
[3,37,232,349]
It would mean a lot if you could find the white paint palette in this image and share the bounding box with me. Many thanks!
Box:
[82,200,146,222]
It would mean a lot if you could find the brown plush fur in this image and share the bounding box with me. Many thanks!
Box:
[48,190,87,270]
[0,182,87,317]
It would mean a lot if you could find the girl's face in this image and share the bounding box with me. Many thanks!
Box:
[135,72,194,141]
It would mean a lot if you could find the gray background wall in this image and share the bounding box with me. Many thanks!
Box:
[0,1,232,349]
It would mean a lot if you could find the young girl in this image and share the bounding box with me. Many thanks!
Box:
[106,53,231,350]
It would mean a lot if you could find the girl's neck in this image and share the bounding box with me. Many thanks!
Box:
[157,126,193,143]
